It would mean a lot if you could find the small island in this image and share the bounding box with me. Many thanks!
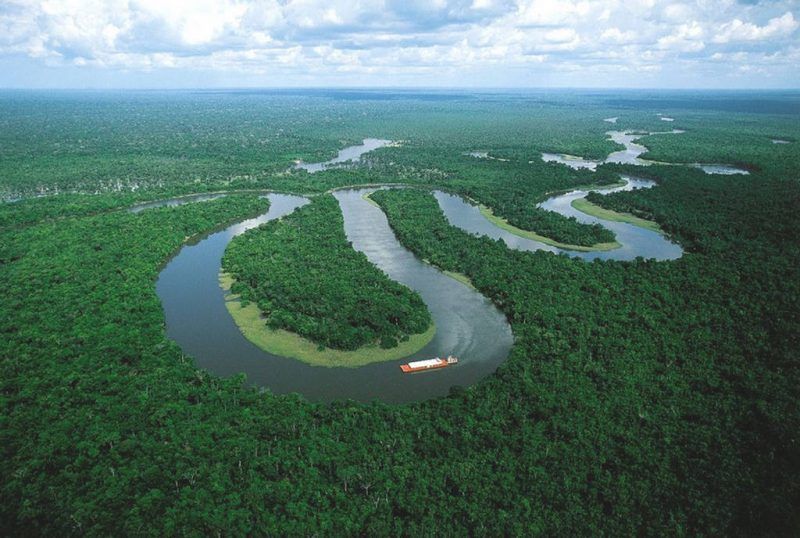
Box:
[221,194,435,367]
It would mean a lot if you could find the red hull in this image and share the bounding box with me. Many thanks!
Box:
[400,361,449,373]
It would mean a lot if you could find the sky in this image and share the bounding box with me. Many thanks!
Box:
[1,0,799,89]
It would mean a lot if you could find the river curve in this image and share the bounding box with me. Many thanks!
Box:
[435,176,683,261]
[154,190,513,404]
[540,128,748,175]
[295,138,393,173]
[152,131,692,403]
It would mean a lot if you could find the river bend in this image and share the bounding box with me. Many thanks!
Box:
[155,191,513,403]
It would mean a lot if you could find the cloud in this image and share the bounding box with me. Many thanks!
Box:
[713,12,798,43]
[515,0,594,26]
[0,0,798,87]
[601,28,637,44]
[657,21,705,52]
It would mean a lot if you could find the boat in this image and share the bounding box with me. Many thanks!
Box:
[400,355,458,373]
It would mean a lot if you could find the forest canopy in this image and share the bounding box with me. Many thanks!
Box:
[222,194,432,351]
[1,89,799,536]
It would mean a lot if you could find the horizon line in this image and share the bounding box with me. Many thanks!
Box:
[2,86,800,92]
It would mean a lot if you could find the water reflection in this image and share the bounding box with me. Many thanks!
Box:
[130,193,227,213]
[435,176,683,262]
[295,138,393,173]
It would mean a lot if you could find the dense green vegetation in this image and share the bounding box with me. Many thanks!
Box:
[636,114,799,178]
[0,90,629,247]
[509,203,616,246]
[1,90,799,535]
[368,147,623,247]
[571,197,663,233]
[3,90,797,248]
[222,194,431,351]
[371,181,799,536]
[479,202,619,250]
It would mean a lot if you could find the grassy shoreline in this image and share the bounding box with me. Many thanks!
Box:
[364,191,478,290]
[443,270,476,290]
[361,191,382,208]
[219,272,436,368]
[571,198,664,234]
[477,205,621,252]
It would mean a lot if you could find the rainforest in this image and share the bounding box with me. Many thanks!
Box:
[1,89,799,536]
[221,194,433,359]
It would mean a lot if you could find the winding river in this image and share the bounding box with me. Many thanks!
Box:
[154,189,512,403]
[151,131,691,402]
[435,177,683,262]
[295,138,393,173]
[540,129,749,175]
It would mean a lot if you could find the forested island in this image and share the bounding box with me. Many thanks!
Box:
[221,194,433,365]
[1,89,799,536]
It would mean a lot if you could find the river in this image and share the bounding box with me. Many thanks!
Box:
[154,189,513,403]
[540,129,749,175]
[295,138,393,173]
[151,132,690,403]
[435,177,683,262]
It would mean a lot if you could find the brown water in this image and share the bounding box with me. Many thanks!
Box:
[155,191,513,403]
[435,176,683,262]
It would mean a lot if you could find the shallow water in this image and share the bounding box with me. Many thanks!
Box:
[295,138,392,173]
[130,193,227,213]
[691,164,749,175]
[436,176,683,262]
[156,190,513,403]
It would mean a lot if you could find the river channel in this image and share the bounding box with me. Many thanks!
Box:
[435,177,683,261]
[155,189,513,403]
[540,129,749,175]
[152,131,691,403]
[295,138,393,173]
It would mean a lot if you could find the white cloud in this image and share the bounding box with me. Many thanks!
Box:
[515,0,593,26]
[544,28,577,43]
[657,21,705,52]
[0,0,798,87]
[600,28,637,44]
[713,12,798,43]
[663,3,692,23]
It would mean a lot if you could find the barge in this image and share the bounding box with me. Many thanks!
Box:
[400,355,458,373]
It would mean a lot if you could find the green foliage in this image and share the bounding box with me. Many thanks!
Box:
[0,90,628,247]
[371,184,800,536]
[222,194,431,351]
[489,197,616,246]
[365,142,622,246]
[636,114,800,179]
[1,90,799,536]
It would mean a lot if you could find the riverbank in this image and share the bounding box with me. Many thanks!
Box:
[571,198,663,234]
[220,273,436,368]
[478,204,621,252]
[442,270,475,290]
